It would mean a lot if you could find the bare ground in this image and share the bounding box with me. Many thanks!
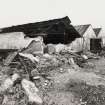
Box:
[42,57,105,105]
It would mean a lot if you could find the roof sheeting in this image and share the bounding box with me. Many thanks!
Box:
[0,16,71,35]
[0,16,81,44]
[74,24,90,36]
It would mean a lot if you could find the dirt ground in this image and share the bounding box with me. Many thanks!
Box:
[42,57,105,105]
[1,53,105,105]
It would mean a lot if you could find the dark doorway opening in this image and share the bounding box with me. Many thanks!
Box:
[90,38,102,53]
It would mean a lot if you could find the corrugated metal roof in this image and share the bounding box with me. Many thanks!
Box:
[93,28,101,37]
[74,24,90,36]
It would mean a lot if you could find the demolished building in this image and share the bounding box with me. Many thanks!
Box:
[0,16,104,105]
[0,16,81,44]
[0,16,82,65]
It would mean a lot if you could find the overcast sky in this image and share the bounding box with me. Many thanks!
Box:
[0,0,105,30]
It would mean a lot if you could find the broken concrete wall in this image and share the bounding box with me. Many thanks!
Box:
[0,32,25,49]
[22,38,44,54]
[0,32,43,50]
[70,38,84,52]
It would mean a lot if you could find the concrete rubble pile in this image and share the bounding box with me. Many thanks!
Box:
[0,35,98,105]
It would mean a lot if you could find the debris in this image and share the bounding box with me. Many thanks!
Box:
[1,78,13,91]
[43,53,53,59]
[59,68,65,73]
[22,39,44,55]
[0,73,20,92]
[2,95,8,105]
[33,76,41,80]
[83,62,95,69]
[18,56,30,80]
[83,51,99,59]
[55,44,65,53]
[31,69,40,77]
[21,79,43,104]
[11,73,20,81]
[43,80,49,86]
[0,16,104,105]
[19,53,39,63]
[81,54,88,60]
[3,51,18,66]
[45,44,56,54]
[69,58,75,65]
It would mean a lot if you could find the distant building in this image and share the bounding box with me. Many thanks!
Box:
[89,28,105,53]
[93,28,105,46]
[71,24,96,52]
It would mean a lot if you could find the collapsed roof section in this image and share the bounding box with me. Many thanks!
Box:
[0,16,81,44]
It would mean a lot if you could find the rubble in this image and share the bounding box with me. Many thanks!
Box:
[0,41,99,105]
[55,44,65,53]
[31,69,40,77]
[82,51,100,59]
[22,38,44,55]
[21,79,43,104]
[19,53,39,63]
[81,54,88,60]
[43,53,53,59]
[33,76,41,80]
[0,73,20,92]
[3,51,18,66]
[0,45,103,105]
[45,44,56,54]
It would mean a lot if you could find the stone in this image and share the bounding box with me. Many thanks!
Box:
[55,44,65,53]
[11,73,20,81]
[82,55,88,60]
[21,79,43,104]
[22,39,44,55]
[0,73,20,92]
[43,53,53,59]
[33,76,41,80]
[31,69,39,77]
[19,53,39,63]
[46,44,56,54]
